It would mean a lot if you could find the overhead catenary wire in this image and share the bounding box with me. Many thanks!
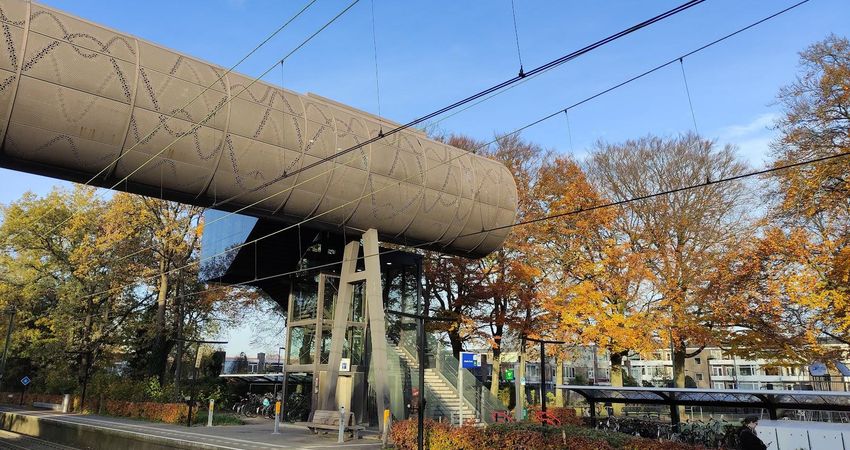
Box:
[32,0,361,240]
[370,0,383,126]
[679,58,700,135]
[12,0,811,308]
[200,0,717,228]
[209,0,707,207]
[166,148,850,306]
[421,0,811,132]
[136,0,823,305]
[2,0,319,241]
[510,0,525,77]
[564,110,574,154]
[16,0,699,258]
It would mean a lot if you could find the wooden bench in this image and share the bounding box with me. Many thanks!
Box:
[297,410,365,439]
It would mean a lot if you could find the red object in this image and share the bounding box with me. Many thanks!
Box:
[533,410,561,426]
[491,410,515,423]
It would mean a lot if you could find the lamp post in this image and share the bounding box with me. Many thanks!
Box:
[174,338,227,427]
[523,336,565,424]
[273,345,285,434]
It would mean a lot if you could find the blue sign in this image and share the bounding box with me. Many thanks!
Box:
[460,352,479,369]
[20,376,30,386]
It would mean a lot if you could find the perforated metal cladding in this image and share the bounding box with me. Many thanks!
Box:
[0,0,518,257]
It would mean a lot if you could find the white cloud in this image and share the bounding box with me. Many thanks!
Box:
[719,113,778,139]
[717,113,780,166]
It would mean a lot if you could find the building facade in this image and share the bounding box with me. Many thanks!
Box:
[628,346,850,391]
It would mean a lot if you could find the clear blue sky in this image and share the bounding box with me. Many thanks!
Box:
[2,0,848,354]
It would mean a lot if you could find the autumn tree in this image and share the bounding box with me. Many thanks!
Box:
[424,133,549,397]
[537,156,661,389]
[0,187,253,397]
[588,133,753,388]
[700,228,834,364]
[771,34,850,343]
[121,196,205,383]
[0,188,151,391]
[726,35,850,356]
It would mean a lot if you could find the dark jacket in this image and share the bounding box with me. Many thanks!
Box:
[738,427,767,450]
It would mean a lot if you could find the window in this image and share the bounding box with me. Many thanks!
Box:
[287,325,316,365]
[764,367,780,376]
[291,280,319,322]
[319,325,332,364]
[739,366,755,376]
[696,373,704,381]
[349,281,365,322]
[694,358,702,365]
[711,367,724,377]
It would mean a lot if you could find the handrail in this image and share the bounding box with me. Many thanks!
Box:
[395,333,505,424]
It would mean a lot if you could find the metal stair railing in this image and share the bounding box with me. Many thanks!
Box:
[396,334,506,424]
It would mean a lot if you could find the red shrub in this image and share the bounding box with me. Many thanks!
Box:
[622,438,706,450]
[102,400,188,424]
[390,418,704,450]
[528,407,584,426]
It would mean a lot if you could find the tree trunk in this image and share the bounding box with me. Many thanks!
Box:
[156,261,168,333]
[673,345,687,419]
[554,356,563,407]
[518,343,527,416]
[448,330,463,360]
[173,294,184,393]
[153,261,168,382]
[610,352,624,415]
[673,346,686,388]
[489,347,501,397]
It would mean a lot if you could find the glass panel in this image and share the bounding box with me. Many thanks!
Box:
[350,282,365,322]
[199,209,258,280]
[287,325,316,365]
[343,326,365,365]
[382,263,420,315]
[323,276,338,321]
[291,278,319,322]
[320,325,332,364]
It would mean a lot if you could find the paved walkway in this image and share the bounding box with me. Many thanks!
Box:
[0,406,385,450]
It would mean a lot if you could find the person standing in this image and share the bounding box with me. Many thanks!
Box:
[738,416,767,450]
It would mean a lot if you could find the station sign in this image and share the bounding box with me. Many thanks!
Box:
[460,352,481,369]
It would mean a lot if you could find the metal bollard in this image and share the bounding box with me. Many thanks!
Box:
[381,409,391,448]
[207,399,214,427]
[272,401,281,434]
[338,406,345,443]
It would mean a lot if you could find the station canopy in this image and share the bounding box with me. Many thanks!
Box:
[557,385,850,413]
[219,373,284,385]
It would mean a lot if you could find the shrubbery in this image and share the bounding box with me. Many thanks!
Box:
[101,400,189,424]
[390,419,705,450]
[528,406,585,426]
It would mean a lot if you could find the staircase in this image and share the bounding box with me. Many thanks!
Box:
[394,346,480,424]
